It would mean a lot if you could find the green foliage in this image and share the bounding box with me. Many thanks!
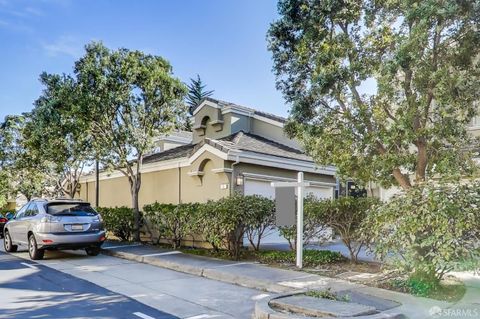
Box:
[243,195,275,251]
[25,72,93,198]
[1,114,58,201]
[268,0,480,189]
[197,194,246,259]
[75,42,188,241]
[256,249,344,267]
[97,206,136,241]
[319,196,379,262]
[196,194,275,259]
[279,195,330,250]
[406,272,439,297]
[363,181,480,281]
[143,202,199,249]
[186,74,214,115]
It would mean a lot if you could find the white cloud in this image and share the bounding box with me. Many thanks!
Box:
[42,35,83,58]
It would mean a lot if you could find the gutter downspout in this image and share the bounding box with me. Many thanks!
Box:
[230,155,240,196]
[178,162,182,204]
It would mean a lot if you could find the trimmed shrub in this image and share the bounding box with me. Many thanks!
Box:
[97,206,135,241]
[279,194,330,250]
[257,249,344,267]
[320,196,379,262]
[196,194,275,259]
[196,195,245,258]
[143,202,199,249]
[243,195,275,251]
[363,181,480,282]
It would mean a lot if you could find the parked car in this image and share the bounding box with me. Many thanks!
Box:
[0,213,9,239]
[3,199,106,260]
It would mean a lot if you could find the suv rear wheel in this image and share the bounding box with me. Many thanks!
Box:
[85,246,100,256]
[28,234,44,260]
[4,231,17,252]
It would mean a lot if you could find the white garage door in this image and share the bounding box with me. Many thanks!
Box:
[244,179,275,198]
[243,178,334,245]
[244,179,333,200]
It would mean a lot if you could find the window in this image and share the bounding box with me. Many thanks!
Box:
[14,203,29,219]
[25,202,39,217]
[46,203,97,216]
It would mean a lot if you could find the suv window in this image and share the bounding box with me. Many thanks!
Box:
[25,202,39,217]
[15,203,29,219]
[46,202,98,217]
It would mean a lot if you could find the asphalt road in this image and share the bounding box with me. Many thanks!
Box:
[0,249,177,319]
[0,241,266,319]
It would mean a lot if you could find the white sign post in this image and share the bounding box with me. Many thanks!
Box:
[271,172,310,269]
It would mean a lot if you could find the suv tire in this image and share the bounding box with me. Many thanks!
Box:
[85,247,100,256]
[4,231,17,252]
[28,234,44,260]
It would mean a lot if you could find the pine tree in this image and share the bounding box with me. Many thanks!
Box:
[186,75,214,115]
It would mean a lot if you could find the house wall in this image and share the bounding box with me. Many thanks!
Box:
[77,151,231,208]
[193,104,230,143]
[250,118,300,149]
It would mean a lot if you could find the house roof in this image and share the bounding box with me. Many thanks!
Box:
[198,97,287,124]
[143,143,195,164]
[204,131,311,162]
[143,131,314,165]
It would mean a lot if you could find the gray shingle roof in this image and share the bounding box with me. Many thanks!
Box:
[207,131,312,162]
[200,97,287,124]
[143,131,313,165]
[143,143,195,164]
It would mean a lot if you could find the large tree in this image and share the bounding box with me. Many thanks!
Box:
[25,72,93,198]
[0,115,22,207]
[75,42,188,241]
[268,0,480,190]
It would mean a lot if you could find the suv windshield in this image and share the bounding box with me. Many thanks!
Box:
[46,203,98,216]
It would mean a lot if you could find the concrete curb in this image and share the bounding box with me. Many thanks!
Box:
[101,248,291,293]
[254,292,407,319]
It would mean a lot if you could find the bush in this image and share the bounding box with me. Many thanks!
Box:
[320,196,379,262]
[143,202,198,249]
[243,195,275,251]
[363,181,480,282]
[195,194,274,258]
[257,249,344,267]
[197,194,246,259]
[97,206,136,241]
[279,195,330,250]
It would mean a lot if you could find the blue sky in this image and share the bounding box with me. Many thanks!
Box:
[0,0,285,120]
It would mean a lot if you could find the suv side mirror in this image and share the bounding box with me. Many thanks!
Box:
[6,212,14,220]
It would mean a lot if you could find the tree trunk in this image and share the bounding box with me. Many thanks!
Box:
[392,168,412,190]
[415,140,427,183]
[129,172,141,242]
[95,159,100,207]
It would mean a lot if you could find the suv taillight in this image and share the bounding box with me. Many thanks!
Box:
[41,215,61,223]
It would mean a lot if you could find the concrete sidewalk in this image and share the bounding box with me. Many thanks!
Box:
[101,241,453,319]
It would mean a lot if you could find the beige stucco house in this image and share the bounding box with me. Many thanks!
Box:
[77,98,336,216]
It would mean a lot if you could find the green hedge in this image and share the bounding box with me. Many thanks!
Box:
[256,250,344,267]
[143,194,276,259]
[143,202,199,249]
[96,206,135,241]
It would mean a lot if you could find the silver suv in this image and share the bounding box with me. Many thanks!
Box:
[3,199,106,260]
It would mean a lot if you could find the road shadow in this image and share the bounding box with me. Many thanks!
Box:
[0,251,178,319]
